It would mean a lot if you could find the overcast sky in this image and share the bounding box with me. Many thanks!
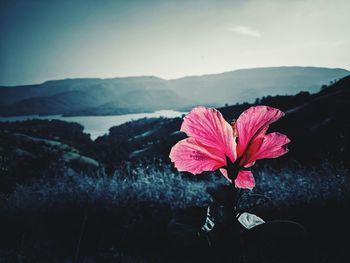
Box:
[0,0,349,85]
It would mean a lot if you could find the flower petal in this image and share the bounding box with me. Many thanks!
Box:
[220,169,255,189]
[169,137,226,175]
[236,106,284,157]
[181,107,236,163]
[252,132,290,161]
[239,125,267,166]
[234,170,255,190]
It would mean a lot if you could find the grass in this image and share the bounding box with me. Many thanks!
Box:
[5,164,221,211]
[6,160,349,210]
[0,161,349,262]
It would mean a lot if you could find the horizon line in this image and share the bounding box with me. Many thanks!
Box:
[1,65,349,87]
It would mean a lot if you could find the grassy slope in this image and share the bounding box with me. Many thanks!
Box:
[0,162,349,262]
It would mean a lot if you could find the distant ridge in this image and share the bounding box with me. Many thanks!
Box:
[0,66,349,116]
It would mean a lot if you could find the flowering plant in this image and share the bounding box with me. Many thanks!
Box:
[169,106,290,189]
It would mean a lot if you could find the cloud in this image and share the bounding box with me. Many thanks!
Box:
[229,25,261,38]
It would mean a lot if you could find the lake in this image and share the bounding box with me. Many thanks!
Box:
[0,110,186,140]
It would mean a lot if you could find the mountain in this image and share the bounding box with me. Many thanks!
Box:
[65,89,192,116]
[169,66,349,105]
[0,67,349,116]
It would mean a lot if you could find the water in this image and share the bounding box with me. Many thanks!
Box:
[0,110,186,140]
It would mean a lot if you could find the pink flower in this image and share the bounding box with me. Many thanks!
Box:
[169,106,290,189]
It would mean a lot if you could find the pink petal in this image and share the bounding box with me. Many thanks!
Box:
[249,132,290,162]
[181,107,236,163]
[169,137,226,175]
[236,106,284,157]
[234,170,255,189]
[220,169,256,189]
[239,126,267,166]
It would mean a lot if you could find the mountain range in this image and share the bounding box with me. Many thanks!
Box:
[0,66,349,116]
[2,74,349,180]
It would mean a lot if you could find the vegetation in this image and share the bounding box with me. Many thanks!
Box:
[0,161,349,262]
[0,76,350,261]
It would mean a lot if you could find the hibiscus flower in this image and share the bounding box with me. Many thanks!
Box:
[169,106,290,189]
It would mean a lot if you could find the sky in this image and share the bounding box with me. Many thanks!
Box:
[0,0,349,86]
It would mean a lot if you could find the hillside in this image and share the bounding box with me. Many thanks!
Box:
[168,66,349,104]
[98,75,350,167]
[0,67,348,116]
